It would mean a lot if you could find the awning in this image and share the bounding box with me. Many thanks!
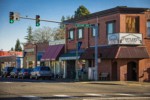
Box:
[41,44,64,61]
[59,50,84,60]
[80,46,149,59]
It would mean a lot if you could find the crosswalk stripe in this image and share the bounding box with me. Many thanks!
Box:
[117,93,135,96]
[53,94,73,97]
[85,93,104,96]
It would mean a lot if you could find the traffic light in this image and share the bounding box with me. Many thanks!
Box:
[9,12,14,23]
[36,15,40,26]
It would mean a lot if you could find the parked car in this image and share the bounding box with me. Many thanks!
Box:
[30,66,52,80]
[10,68,21,78]
[1,66,14,78]
[18,68,32,79]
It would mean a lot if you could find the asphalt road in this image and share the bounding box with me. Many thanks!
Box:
[0,77,150,100]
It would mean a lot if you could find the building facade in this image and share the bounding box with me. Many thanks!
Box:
[0,51,23,75]
[64,6,150,82]
[41,40,65,78]
[23,42,48,68]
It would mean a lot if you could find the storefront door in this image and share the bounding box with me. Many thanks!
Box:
[112,62,118,81]
[67,60,75,79]
[127,62,137,81]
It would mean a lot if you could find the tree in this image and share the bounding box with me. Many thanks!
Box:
[74,5,90,18]
[60,16,65,29]
[15,39,22,51]
[24,26,34,43]
[53,28,65,40]
[33,26,53,43]
[10,47,14,51]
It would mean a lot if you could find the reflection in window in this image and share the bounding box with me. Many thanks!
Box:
[107,21,115,34]
[126,16,139,33]
[91,24,99,37]
[92,27,96,37]
[78,28,83,39]
[147,21,150,37]
[68,30,74,40]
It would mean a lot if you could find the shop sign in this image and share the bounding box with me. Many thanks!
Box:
[108,33,142,45]
[24,48,34,52]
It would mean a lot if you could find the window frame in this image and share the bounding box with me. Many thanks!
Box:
[77,28,84,39]
[91,24,99,37]
[126,16,139,33]
[68,29,75,40]
[147,20,150,37]
[106,20,116,35]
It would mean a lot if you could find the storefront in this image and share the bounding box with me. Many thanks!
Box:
[41,44,65,78]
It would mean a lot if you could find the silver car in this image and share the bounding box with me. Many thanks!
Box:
[30,66,52,80]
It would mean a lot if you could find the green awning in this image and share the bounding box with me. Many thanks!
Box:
[59,52,82,60]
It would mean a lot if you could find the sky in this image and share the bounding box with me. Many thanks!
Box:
[0,0,150,51]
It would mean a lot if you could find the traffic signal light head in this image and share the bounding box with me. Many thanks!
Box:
[9,12,14,23]
[36,15,40,26]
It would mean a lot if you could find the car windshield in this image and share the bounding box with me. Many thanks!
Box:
[41,67,50,71]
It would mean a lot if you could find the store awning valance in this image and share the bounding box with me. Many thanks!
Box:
[80,46,149,59]
[41,44,64,61]
[59,50,84,60]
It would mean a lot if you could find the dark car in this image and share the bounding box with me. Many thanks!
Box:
[1,67,14,78]
[18,68,32,79]
[30,66,52,80]
[10,68,21,78]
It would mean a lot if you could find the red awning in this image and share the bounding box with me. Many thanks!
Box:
[80,46,149,59]
[41,44,64,61]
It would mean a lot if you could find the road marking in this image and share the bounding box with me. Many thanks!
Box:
[22,95,41,99]
[85,93,104,96]
[117,93,135,96]
[53,94,73,97]
[3,82,13,83]
[22,95,38,98]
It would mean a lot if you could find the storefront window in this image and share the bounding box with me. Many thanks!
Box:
[126,16,139,33]
[147,20,150,37]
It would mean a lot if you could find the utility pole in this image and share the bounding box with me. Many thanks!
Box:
[94,23,99,81]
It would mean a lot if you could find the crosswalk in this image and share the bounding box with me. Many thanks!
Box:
[21,93,150,100]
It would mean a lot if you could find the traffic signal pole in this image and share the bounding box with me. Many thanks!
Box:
[20,16,61,23]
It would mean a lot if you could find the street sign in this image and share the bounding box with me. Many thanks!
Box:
[75,24,91,28]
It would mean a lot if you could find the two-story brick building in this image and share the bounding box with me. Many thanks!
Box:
[63,6,150,82]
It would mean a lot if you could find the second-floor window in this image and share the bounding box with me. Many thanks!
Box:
[77,28,83,39]
[147,20,150,37]
[91,24,99,37]
[68,29,74,40]
[107,21,115,35]
[126,16,139,33]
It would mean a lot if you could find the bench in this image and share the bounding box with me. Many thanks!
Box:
[99,73,109,81]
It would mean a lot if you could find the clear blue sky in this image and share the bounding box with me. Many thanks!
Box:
[0,0,150,51]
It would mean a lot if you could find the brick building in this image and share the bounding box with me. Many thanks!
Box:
[23,42,48,68]
[63,6,150,82]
